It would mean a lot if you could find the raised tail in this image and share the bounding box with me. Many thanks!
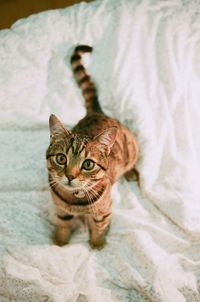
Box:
[70,45,102,114]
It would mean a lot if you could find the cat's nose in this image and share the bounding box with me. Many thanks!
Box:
[67,175,75,182]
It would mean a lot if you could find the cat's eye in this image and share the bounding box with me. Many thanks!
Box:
[82,159,95,171]
[56,153,67,165]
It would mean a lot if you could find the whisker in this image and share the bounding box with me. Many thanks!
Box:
[83,187,96,218]
[82,188,92,213]
[49,181,58,189]
[85,185,102,216]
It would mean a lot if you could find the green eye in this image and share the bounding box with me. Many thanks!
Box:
[82,159,95,171]
[56,153,67,165]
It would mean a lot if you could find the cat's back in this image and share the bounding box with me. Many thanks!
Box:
[73,112,119,137]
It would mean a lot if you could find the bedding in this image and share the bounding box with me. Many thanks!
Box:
[1,0,200,301]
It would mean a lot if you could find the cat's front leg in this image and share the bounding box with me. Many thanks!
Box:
[88,213,111,250]
[53,209,75,246]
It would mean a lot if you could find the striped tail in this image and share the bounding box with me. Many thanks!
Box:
[70,45,102,114]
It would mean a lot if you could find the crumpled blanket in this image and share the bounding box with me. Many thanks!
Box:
[0,0,200,301]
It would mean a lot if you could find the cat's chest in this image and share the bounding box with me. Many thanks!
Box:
[50,180,110,215]
[52,185,87,204]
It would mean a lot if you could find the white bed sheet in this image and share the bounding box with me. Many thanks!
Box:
[1,0,200,301]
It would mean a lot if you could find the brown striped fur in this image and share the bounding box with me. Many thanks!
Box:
[46,45,139,249]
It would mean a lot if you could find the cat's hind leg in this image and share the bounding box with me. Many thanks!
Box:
[124,168,139,182]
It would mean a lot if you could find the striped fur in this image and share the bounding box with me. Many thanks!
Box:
[70,45,102,114]
[47,45,139,249]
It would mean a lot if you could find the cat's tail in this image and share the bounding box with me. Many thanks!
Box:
[70,45,103,114]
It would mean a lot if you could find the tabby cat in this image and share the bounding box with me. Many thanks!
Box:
[46,45,139,249]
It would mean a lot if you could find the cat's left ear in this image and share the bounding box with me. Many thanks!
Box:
[49,114,71,142]
[94,127,117,154]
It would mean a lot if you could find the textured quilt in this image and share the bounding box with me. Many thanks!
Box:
[1,0,200,301]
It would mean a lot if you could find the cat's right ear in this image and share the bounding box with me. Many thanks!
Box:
[49,114,71,142]
[94,126,118,154]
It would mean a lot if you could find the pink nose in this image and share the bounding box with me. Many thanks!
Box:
[67,175,75,182]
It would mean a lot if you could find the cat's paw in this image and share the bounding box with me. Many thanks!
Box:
[53,227,70,246]
[89,238,107,250]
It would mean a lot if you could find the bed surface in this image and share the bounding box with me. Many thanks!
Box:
[1,0,200,301]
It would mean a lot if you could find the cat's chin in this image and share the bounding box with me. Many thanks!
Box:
[63,184,85,198]
[74,190,85,198]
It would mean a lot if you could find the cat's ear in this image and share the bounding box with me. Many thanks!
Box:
[49,114,71,142]
[94,127,117,154]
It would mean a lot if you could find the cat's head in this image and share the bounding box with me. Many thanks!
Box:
[46,114,117,194]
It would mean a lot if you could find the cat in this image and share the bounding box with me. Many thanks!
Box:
[46,45,139,249]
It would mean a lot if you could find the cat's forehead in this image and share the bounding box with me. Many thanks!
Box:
[71,134,90,144]
[70,134,90,155]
